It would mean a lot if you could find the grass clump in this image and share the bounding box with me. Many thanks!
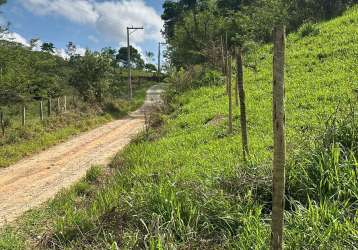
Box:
[298,22,320,37]
[85,165,104,183]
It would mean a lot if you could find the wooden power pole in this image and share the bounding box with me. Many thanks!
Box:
[158,42,161,78]
[127,26,144,100]
[158,42,167,81]
[271,25,286,250]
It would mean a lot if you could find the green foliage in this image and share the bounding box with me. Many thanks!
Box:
[0,227,24,250]
[145,63,157,72]
[41,42,55,53]
[69,50,111,103]
[0,41,69,104]
[116,46,144,69]
[85,165,103,183]
[298,22,320,37]
[288,108,358,204]
[165,65,223,94]
[162,0,356,66]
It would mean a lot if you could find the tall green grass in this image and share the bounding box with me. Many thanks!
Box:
[1,6,358,249]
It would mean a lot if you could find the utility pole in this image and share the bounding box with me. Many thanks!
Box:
[158,42,167,81]
[127,26,144,100]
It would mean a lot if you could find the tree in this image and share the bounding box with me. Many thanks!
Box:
[116,46,144,69]
[30,38,40,50]
[145,51,155,63]
[70,50,111,103]
[101,47,118,68]
[66,41,77,58]
[162,1,183,40]
[41,42,55,53]
[145,63,157,72]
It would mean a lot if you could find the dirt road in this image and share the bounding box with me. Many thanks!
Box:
[0,84,164,226]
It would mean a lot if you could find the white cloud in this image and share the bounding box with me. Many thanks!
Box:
[22,0,98,24]
[94,0,163,44]
[0,31,86,59]
[1,32,30,46]
[20,0,164,45]
[54,47,67,58]
[54,46,86,59]
[75,47,86,56]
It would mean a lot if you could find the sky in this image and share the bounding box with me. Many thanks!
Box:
[0,0,166,63]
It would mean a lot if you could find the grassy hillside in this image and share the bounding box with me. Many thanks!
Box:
[1,6,358,249]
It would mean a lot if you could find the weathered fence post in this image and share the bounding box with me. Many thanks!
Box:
[48,98,52,117]
[0,111,5,136]
[221,36,225,75]
[72,95,76,109]
[64,96,67,112]
[225,32,229,95]
[234,51,239,107]
[227,55,233,134]
[57,97,61,114]
[22,105,26,126]
[40,100,44,121]
[271,25,286,250]
[237,48,249,160]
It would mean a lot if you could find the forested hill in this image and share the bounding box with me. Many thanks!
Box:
[0,40,70,104]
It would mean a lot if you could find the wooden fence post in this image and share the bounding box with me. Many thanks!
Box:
[237,48,249,160]
[0,111,5,136]
[271,25,286,250]
[22,105,26,126]
[64,96,67,112]
[225,32,229,95]
[48,98,52,117]
[57,97,61,114]
[72,95,76,109]
[227,55,233,134]
[221,36,225,75]
[40,100,44,121]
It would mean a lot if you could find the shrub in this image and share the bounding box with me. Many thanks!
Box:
[164,66,224,106]
[298,22,320,37]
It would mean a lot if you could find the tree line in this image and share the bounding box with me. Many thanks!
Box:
[0,39,157,107]
[162,0,357,67]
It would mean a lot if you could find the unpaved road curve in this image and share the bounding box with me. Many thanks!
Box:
[0,84,164,226]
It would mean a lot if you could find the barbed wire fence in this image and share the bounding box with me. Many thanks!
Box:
[0,95,85,137]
